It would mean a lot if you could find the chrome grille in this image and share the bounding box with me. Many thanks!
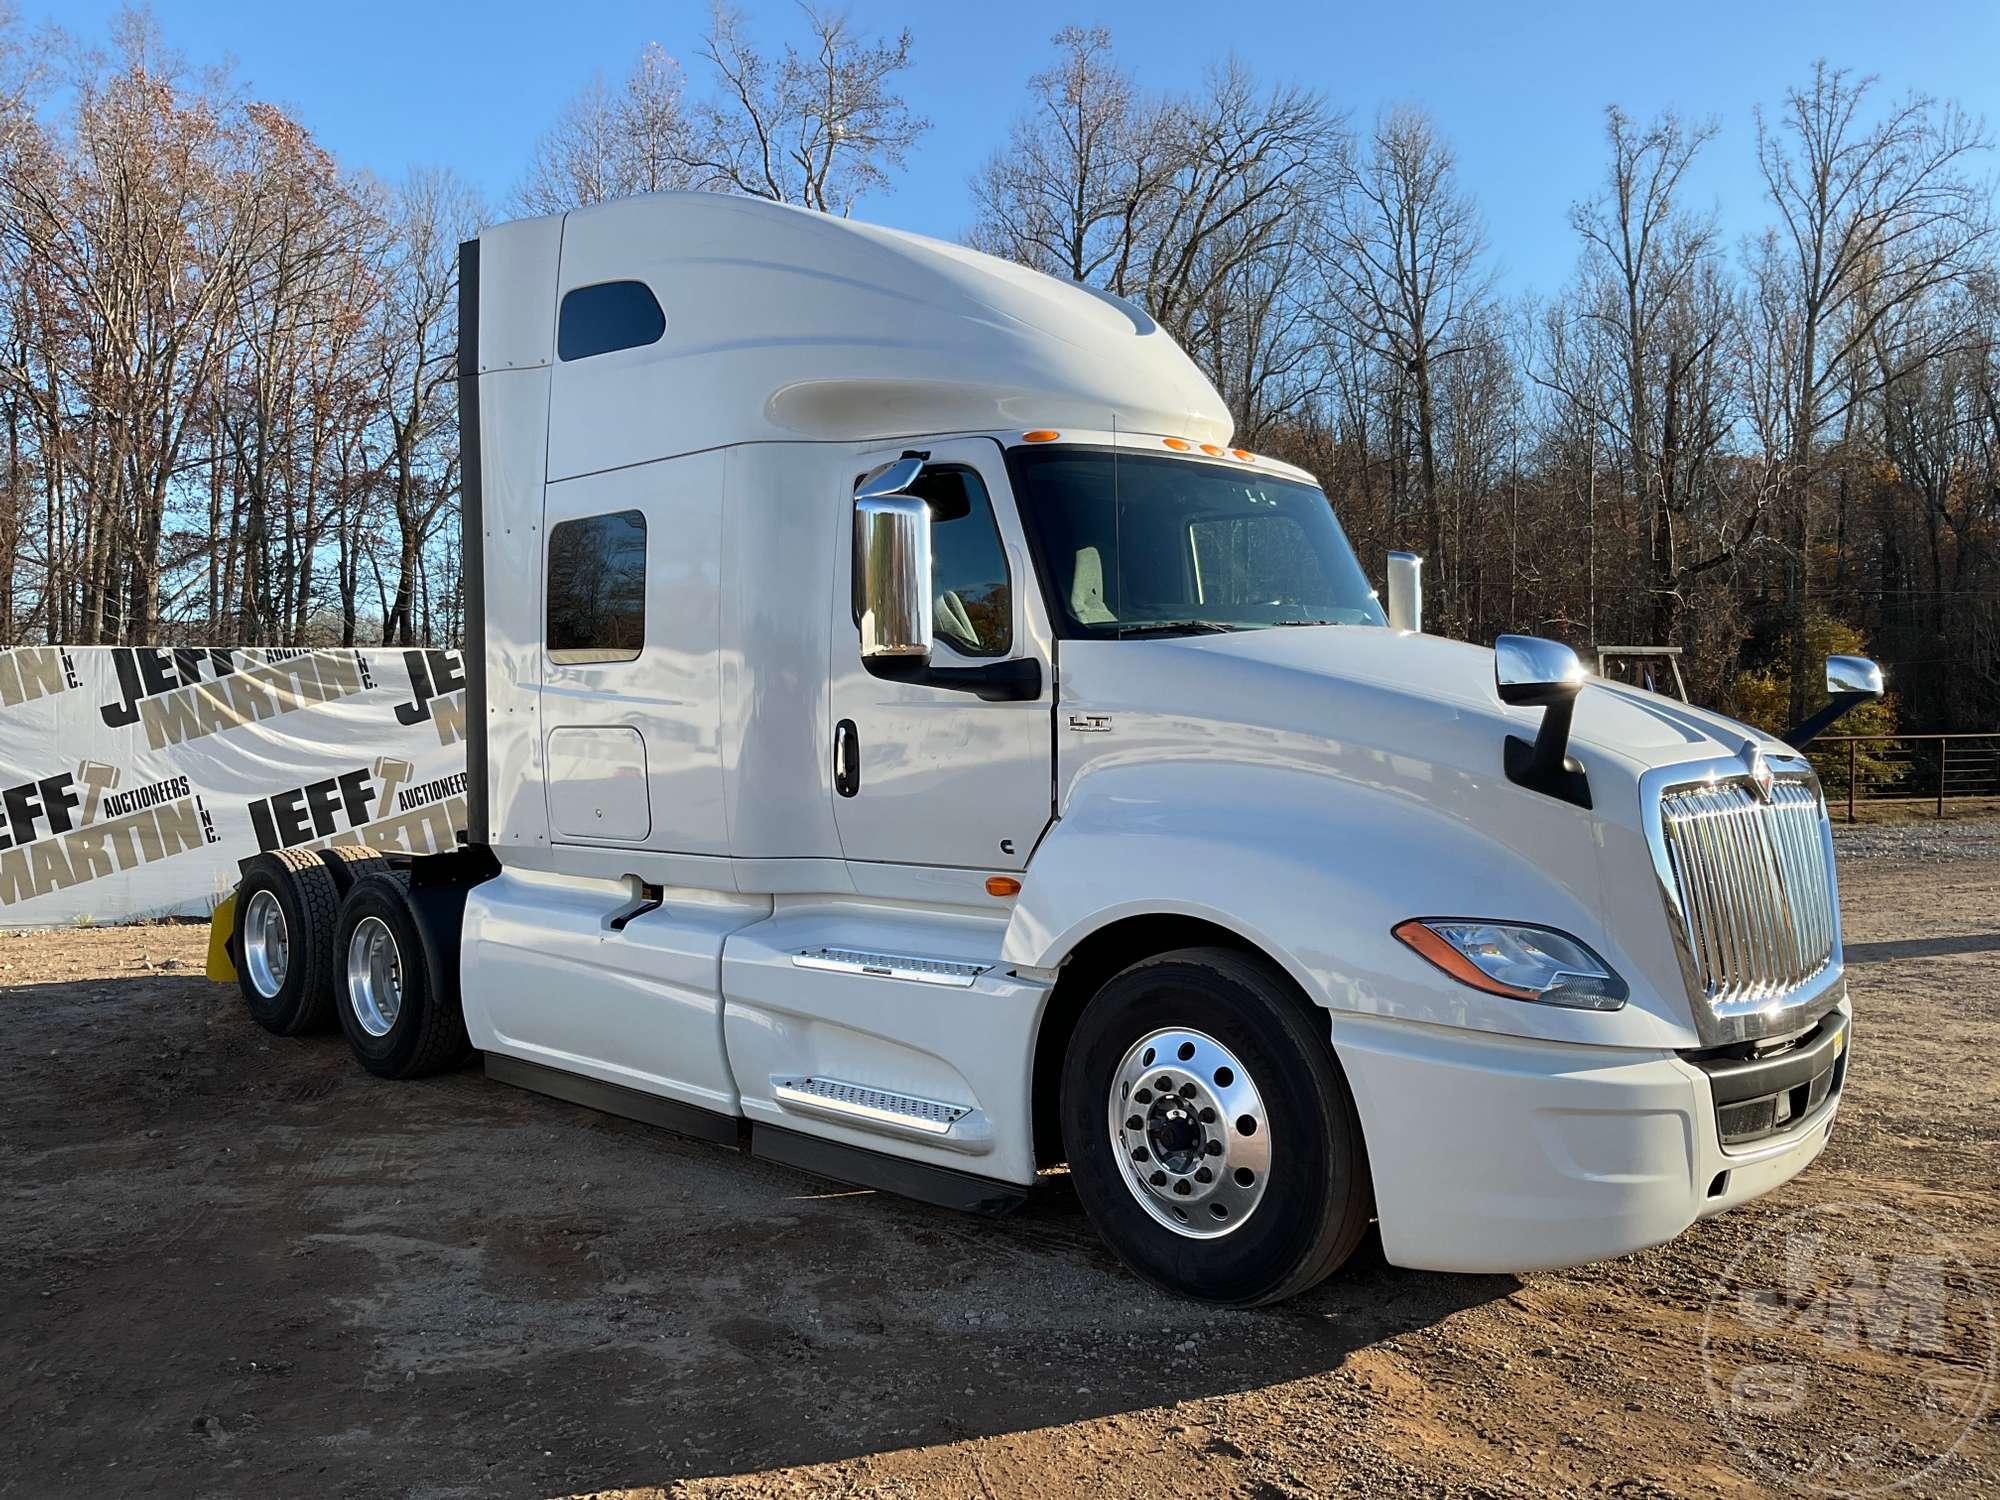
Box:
[1658,778,1836,1004]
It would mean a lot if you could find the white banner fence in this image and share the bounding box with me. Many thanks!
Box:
[0,646,471,928]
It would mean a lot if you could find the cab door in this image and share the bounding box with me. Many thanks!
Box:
[829,438,1054,871]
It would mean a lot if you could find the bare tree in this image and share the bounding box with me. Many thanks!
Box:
[1534,108,1751,641]
[514,44,700,215]
[1753,62,1993,716]
[1320,106,1494,624]
[967,26,1159,282]
[686,2,928,214]
[374,169,479,646]
[970,33,1339,436]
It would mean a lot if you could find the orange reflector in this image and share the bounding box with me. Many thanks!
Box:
[1199,442,1223,456]
[1162,437,1191,451]
[985,875,1022,897]
[1231,448,1253,461]
[1022,429,1060,443]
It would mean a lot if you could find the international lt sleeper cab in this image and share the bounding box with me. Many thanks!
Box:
[217,193,1876,1305]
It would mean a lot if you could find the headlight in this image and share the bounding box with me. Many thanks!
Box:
[1391,919,1627,1010]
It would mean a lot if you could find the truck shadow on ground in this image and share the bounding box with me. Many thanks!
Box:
[1843,931,2000,963]
[2,969,1520,1493]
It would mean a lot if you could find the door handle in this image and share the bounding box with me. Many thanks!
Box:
[834,719,860,797]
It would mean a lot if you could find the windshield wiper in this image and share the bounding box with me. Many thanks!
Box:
[1106,620,1242,638]
[1266,618,1342,627]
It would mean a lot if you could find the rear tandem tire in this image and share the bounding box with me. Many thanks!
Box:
[1059,945,1373,1306]
[318,843,403,895]
[233,849,341,1036]
[331,874,471,1079]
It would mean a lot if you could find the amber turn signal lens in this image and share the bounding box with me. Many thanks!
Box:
[1390,919,1539,1000]
[985,875,1022,897]
[1021,429,1060,443]
[1162,437,1191,451]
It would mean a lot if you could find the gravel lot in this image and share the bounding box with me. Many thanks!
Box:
[3,830,1996,1498]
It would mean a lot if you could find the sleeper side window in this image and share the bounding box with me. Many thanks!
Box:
[907,466,1012,658]
[557,280,666,362]
[547,510,646,664]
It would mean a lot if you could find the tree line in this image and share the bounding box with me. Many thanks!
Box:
[1,5,1995,734]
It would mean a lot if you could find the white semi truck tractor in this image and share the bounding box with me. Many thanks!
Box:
[218,192,1880,1305]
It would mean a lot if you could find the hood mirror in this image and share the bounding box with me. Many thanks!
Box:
[1783,654,1885,748]
[1494,634,1590,808]
[1825,655,1884,698]
[1385,551,1423,633]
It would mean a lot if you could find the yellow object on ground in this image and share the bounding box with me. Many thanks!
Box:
[206,892,238,983]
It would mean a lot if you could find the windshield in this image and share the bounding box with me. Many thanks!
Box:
[1005,446,1386,637]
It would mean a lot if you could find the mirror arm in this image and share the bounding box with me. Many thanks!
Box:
[1783,693,1869,751]
[1503,697,1591,808]
[864,656,1042,703]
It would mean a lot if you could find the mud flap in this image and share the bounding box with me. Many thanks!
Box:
[205,892,238,984]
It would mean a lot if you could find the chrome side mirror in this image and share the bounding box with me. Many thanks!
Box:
[1495,634,1590,807]
[1385,551,1423,633]
[1784,654,1885,748]
[1826,655,1884,698]
[1494,634,1585,706]
[853,464,931,662]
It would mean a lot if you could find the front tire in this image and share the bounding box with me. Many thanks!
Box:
[1060,946,1372,1305]
[331,875,471,1079]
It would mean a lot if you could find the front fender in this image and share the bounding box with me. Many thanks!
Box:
[1003,760,1699,1051]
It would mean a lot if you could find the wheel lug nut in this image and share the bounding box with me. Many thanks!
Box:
[1149,1170,1168,1187]
[1204,1140,1222,1156]
[1195,1167,1213,1183]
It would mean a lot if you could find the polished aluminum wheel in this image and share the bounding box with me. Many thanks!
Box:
[345,915,404,1038]
[1109,1027,1271,1238]
[241,889,290,999]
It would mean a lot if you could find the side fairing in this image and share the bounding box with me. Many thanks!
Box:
[478,365,552,854]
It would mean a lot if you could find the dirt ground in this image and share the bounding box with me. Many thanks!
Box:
[3,833,1997,1498]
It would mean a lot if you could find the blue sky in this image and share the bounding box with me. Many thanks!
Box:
[31,0,2000,299]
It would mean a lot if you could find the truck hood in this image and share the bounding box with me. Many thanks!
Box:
[1045,627,1827,1052]
[1055,625,1781,789]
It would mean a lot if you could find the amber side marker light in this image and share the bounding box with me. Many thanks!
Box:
[1199,442,1223,456]
[1162,437,1192,451]
[1390,918,1538,1000]
[986,875,1022,897]
[1021,429,1061,443]
[1231,448,1254,461]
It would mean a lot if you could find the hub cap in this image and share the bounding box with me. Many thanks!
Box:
[1109,1027,1271,1239]
[242,890,289,999]
[346,916,403,1038]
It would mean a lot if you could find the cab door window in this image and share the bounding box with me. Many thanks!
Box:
[907,466,1011,657]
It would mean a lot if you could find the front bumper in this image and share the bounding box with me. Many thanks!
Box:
[1333,1001,1849,1275]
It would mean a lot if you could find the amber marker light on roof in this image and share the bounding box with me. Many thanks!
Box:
[1021,429,1061,443]
[1231,448,1254,461]
[1199,442,1223,456]
[1162,437,1191,451]
[986,875,1022,897]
